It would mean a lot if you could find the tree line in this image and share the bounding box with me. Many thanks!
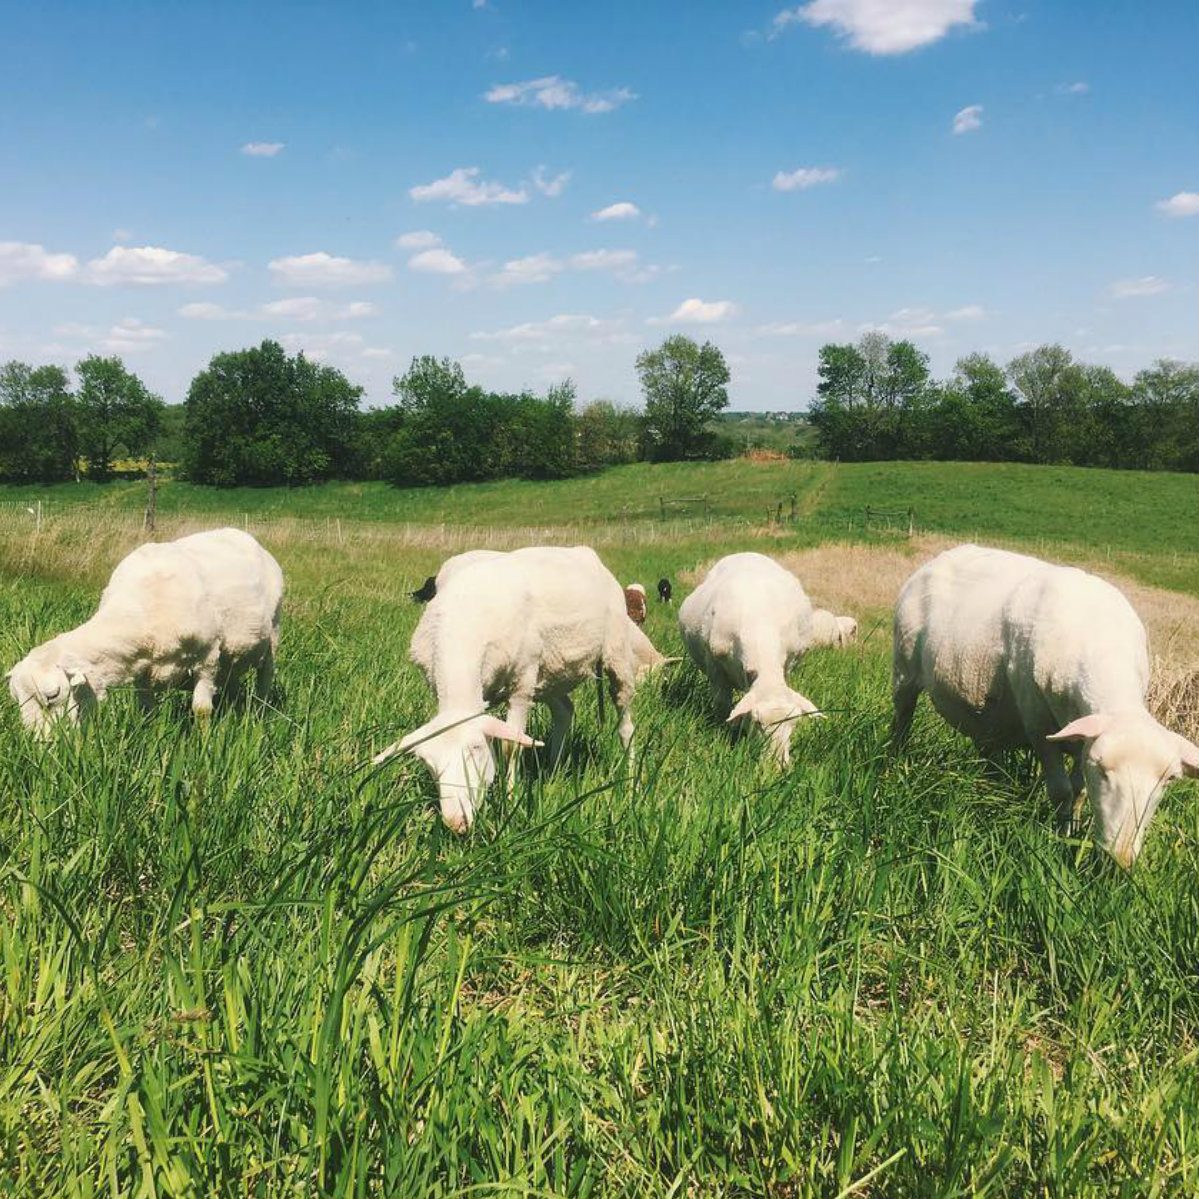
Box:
[0,334,734,486]
[806,332,1199,472]
[4,331,1198,487]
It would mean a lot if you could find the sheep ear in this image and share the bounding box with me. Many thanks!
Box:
[727,693,757,723]
[479,716,541,748]
[1047,714,1113,744]
[67,669,88,690]
[1178,736,1199,779]
[790,688,822,718]
[374,720,434,765]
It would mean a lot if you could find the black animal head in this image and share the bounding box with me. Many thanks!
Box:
[657,577,672,602]
[411,576,437,603]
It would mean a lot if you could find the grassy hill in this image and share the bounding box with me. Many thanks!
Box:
[3,459,1199,1194]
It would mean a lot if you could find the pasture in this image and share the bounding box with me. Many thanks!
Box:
[3,459,1199,1196]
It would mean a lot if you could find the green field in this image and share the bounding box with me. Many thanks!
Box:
[3,460,1199,1196]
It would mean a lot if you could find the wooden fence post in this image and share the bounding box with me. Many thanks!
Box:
[659,496,667,520]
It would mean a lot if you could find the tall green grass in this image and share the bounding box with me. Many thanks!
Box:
[3,465,1199,1195]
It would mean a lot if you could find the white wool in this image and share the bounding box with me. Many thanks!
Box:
[376,545,665,832]
[809,608,858,649]
[893,543,1199,866]
[678,552,821,764]
[8,528,283,736]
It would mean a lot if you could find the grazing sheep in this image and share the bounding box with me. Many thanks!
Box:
[374,546,665,832]
[7,528,283,736]
[411,549,504,604]
[625,583,648,625]
[893,543,1199,866]
[679,552,821,764]
[658,577,672,604]
[809,608,859,649]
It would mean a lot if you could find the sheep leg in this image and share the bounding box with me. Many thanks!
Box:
[503,697,532,788]
[890,675,920,747]
[192,672,217,722]
[606,671,635,757]
[1038,742,1078,833]
[134,678,157,713]
[708,669,733,722]
[254,649,275,704]
[545,694,574,768]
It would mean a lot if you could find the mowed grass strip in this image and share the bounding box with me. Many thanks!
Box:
[3,461,1199,1195]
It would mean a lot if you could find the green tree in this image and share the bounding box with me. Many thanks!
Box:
[575,399,642,471]
[0,361,78,482]
[636,335,731,461]
[1129,360,1199,470]
[182,340,362,485]
[75,355,163,480]
[1006,344,1085,464]
[383,356,504,486]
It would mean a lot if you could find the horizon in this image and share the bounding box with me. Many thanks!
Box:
[1,0,1196,410]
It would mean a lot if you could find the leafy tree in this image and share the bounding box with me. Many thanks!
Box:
[503,380,578,480]
[924,354,1022,462]
[383,356,505,485]
[808,334,930,459]
[182,340,362,485]
[0,361,78,482]
[1006,344,1086,464]
[1129,360,1199,470]
[575,399,642,471]
[75,355,163,480]
[636,335,731,461]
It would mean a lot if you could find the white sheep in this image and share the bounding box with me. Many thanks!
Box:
[7,528,283,736]
[892,543,1199,866]
[375,545,664,832]
[678,552,821,764]
[809,608,859,649]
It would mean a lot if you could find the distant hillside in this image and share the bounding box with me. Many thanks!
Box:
[714,410,814,455]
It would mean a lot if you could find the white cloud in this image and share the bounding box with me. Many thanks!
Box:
[409,166,528,207]
[268,251,392,288]
[242,141,285,157]
[757,318,847,337]
[533,166,571,197]
[0,241,79,285]
[952,104,983,134]
[772,166,842,191]
[408,247,469,275]
[101,318,167,353]
[491,252,565,287]
[865,307,944,337]
[111,228,134,244]
[180,297,377,321]
[177,301,242,320]
[87,245,228,286]
[362,347,394,359]
[773,0,980,55]
[591,201,642,221]
[483,75,636,114]
[1156,192,1199,218]
[1055,81,1089,95]
[396,230,443,249]
[652,298,738,325]
[471,313,616,343]
[569,249,639,273]
[278,330,366,362]
[945,304,986,320]
[1107,276,1170,299]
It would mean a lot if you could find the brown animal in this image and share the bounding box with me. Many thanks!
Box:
[625,583,647,625]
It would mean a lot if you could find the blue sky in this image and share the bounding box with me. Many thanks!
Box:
[1,0,1196,410]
